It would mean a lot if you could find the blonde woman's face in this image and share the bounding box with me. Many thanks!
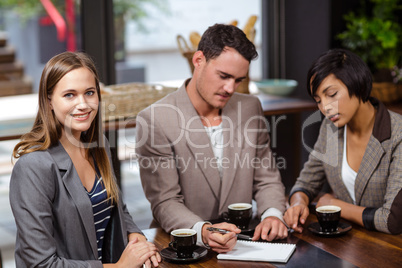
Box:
[49,67,99,138]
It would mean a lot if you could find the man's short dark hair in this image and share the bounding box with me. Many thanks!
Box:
[197,23,258,62]
[307,48,373,102]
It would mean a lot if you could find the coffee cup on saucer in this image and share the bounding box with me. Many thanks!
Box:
[225,203,253,230]
[316,205,341,233]
[169,229,197,258]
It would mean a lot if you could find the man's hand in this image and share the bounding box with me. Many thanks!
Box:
[252,216,288,241]
[201,222,240,253]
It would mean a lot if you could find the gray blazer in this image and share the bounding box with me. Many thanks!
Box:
[10,138,141,267]
[290,98,402,234]
[136,82,286,233]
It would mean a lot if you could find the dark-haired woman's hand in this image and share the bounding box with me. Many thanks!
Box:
[284,203,309,233]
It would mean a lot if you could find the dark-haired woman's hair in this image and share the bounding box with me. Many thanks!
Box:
[307,48,372,102]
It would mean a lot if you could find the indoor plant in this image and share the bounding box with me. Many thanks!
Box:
[337,0,402,102]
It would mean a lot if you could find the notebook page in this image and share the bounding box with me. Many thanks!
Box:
[217,240,296,263]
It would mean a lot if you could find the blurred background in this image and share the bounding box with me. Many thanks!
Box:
[0,0,401,267]
[0,0,263,91]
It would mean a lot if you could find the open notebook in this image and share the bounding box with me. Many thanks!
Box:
[217,240,296,263]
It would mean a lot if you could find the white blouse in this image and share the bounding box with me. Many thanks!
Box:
[342,126,357,203]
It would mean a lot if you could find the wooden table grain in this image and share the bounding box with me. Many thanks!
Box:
[143,228,278,268]
[257,94,316,115]
[292,213,402,268]
[142,213,402,268]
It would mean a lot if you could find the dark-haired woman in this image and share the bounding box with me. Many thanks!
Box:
[284,49,401,235]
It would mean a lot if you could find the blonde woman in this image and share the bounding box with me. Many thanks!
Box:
[10,51,161,267]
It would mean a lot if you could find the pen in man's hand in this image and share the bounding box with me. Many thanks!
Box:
[206,227,253,241]
[282,220,295,233]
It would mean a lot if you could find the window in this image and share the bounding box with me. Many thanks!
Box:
[116,0,262,84]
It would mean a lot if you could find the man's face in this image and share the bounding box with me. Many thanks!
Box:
[195,47,250,110]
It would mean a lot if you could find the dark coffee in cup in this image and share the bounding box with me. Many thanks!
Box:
[316,205,341,233]
[169,229,197,258]
[227,203,252,230]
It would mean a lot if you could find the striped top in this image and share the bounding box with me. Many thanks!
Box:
[86,175,113,260]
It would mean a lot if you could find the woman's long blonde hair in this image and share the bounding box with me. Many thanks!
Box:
[13,51,119,204]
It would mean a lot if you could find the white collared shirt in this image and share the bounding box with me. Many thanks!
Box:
[193,124,283,246]
[204,123,224,178]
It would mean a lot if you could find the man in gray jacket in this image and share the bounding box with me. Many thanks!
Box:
[136,24,288,253]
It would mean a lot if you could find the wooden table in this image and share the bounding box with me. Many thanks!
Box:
[257,93,317,115]
[0,93,316,141]
[3,91,401,142]
[0,93,317,185]
[142,213,402,268]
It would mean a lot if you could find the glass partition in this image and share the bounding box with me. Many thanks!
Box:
[115,0,262,84]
